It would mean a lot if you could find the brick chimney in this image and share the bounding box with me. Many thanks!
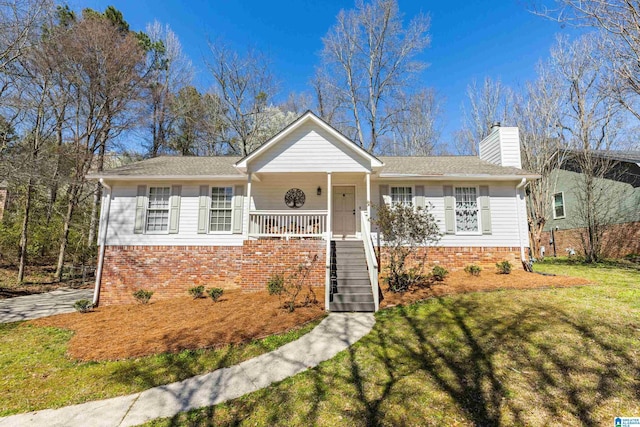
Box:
[479,123,522,169]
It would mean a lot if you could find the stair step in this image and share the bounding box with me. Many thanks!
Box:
[334,286,373,294]
[333,260,368,267]
[329,301,375,312]
[334,279,371,286]
[332,240,364,246]
[335,271,370,279]
[332,293,374,303]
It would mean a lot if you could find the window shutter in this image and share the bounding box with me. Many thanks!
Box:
[197,185,209,234]
[134,185,147,234]
[168,185,181,234]
[443,185,455,235]
[232,185,244,234]
[415,185,425,209]
[479,185,492,235]
[379,185,389,207]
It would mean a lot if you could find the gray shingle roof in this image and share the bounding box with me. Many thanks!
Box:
[93,155,536,178]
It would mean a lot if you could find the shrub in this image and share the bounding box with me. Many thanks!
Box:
[464,264,482,277]
[188,285,205,299]
[267,273,285,296]
[496,260,513,274]
[132,289,154,304]
[431,265,449,282]
[207,287,224,302]
[266,256,318,312]
[375,202,442,293]
[73,299,93,313]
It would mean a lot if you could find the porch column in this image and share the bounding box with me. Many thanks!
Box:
[366,172,371,219]
[244,173,252,236]
[326,172,332,240]
[325,172,332,312]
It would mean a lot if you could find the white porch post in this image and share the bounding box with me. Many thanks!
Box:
[244,173,252,236]
[325,172,332,312]
[366,172,371,219]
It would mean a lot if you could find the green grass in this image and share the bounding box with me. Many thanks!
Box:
[0,318,324,416]
[145,261,640,426]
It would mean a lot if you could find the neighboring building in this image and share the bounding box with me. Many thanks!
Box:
[0,180,7,222]
[542,150,640,258]
[88,111,538,311]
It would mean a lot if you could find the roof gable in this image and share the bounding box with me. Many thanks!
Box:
[235,111,383,173]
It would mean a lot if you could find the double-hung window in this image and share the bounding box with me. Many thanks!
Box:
[391,186,412,206]
[210,187,233,232]
[146,187,171,232]
[455,187,479,233]
[553,192,565,219]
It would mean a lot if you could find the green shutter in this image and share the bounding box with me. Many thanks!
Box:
[169,185,181,234]
[233,185,244,234]
[134,185,147,234]
[479,185,492,235]
[197,185,209,234]
[415,185,425,209]
[443,185,455,235]
[379,185,389,208]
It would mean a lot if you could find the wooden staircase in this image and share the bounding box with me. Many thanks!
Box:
[329,240,375,312]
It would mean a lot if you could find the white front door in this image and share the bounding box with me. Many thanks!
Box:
[332,186,356,238]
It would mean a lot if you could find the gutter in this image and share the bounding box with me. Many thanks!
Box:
[515,178,527,263]
[93,179,112,306]
[376,174,541,181]
[86,174,245,181]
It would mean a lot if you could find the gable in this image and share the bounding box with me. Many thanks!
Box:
[248,121,372,173]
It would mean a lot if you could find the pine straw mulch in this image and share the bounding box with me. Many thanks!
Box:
[31,290,325,361]
[380,269,592,308]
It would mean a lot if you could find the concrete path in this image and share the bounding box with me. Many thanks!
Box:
[0,312,375,427]
[0,288,93,323]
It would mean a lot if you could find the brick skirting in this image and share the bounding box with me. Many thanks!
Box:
[379,246,523,272]
[99,239,326,306]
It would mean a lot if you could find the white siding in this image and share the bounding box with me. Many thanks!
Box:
[479,130,501,166]
[249,122,370,173]
[105,182,246,246]
[371,180,529,248]
[479,127,522,169]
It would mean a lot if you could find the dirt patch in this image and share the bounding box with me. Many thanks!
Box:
[32,289,325,361]
[0,265,92,299]
[380,269,591,308]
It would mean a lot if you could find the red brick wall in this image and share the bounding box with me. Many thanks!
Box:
[99,239,326,305]
[540,221,640,259]
[379,246,522,272]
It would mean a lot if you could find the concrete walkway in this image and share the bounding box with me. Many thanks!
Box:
[0,288,93,323]
[0,312,375,427]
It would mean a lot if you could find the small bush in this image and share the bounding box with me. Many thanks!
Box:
[267,273,285,296]
[207,287,224,302]
[73,299,93,313]
[431,265,449,282]
[464,264,482,277]
[496,260,513,274]
[132,289,154,304]
[188,285,205,299]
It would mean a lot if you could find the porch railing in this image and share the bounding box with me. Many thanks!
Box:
[249,211,327,238]
[361,210,379,311]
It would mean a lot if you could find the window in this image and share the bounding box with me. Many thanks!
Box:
[391,186,412,206]
[455,187,479,233]
[553,192,565,219]
[210,187,233,232]
[146,187,171,232]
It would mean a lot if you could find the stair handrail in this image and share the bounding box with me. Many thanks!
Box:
[361,210,379,311]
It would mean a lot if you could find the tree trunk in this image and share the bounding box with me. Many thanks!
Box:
[87,141,105,247]
[55,184,79,281]
[17,177,33,283]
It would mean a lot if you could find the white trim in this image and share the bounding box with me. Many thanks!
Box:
[87,175,245,181]
[209,185,235,235]
[389,185,414,207]
[376,174,541,181]
[145,186,171,234]
[235,111,384,172]
[552,191,566,219]
[453,185,482,236]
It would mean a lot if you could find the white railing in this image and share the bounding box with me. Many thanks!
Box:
[361,210,379,311]
[249,211,327,238]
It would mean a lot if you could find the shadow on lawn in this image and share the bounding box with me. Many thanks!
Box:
[141,296,639,427]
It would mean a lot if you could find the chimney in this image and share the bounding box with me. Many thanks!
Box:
[479,124,522,169]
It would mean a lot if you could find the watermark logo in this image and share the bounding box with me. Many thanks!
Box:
[615,417,640,427]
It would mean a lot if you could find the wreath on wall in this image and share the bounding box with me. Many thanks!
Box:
[284,188,305,208]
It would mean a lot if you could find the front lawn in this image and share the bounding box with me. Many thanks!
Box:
[146,261,640,426]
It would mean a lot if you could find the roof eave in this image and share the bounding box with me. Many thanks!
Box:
[376,174,541,181]
[87,174,246,181]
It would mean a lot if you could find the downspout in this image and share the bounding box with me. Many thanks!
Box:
[93,179,112,306]
[515,178,527,262]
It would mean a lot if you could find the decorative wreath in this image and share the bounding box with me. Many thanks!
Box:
[284,188,305,209]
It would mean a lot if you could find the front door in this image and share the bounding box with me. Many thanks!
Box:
[332,186,356,238]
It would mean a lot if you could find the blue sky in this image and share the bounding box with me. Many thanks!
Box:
[77,0,570,144]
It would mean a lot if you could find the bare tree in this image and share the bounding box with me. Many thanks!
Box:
[455,77,514,155]
[383,88,442,155]
[318,0,431,152]
[207,43,278,156]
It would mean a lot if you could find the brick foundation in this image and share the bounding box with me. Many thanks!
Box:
[99,239,326,306]
[540,221,640,259]
[379,246,523,272]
